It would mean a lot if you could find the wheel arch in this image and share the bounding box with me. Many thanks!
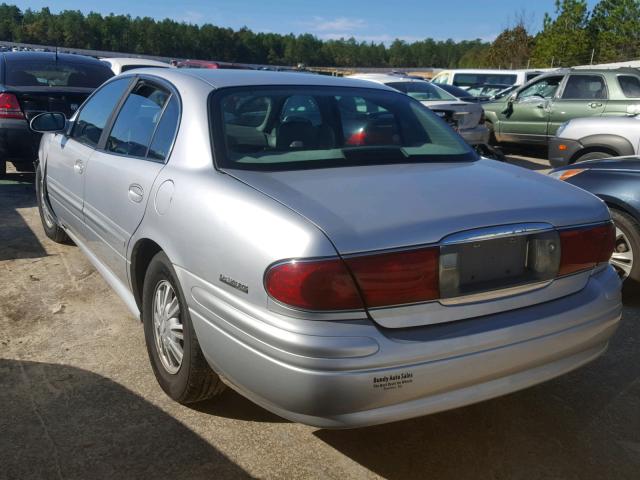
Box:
[569,134,635,163]
[130,238,165,316]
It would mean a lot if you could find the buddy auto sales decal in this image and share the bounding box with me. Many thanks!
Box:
[373,371,414,391]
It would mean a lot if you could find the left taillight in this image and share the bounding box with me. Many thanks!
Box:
[0,93,24,119]
[265,247,440,311]
[264,258,364,311]
[558,222,616,276]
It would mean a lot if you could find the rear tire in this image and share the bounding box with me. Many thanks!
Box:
[36,163,70,244]
[610,209,640,283]
[142,251,225,404]
[574,151,612,163]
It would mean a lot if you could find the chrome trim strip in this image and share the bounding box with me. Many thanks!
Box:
[439,279,553,306]
[441,222,554,245]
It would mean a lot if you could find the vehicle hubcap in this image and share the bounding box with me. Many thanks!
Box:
[152,280,184,374]
[611,226,634,280]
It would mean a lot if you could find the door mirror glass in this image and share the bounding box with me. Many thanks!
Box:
[30,112,67,133]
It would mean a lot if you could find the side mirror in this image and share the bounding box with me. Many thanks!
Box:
[508,93,517,104]
[30,112,67,133]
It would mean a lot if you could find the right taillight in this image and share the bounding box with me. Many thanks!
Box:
[0,93,24,119]
[558,222,616,276]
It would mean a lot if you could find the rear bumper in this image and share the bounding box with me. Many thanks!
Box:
[0,118,40,162]
[458,124,490,145]
[548,137,582,168]
[184,265,622,428]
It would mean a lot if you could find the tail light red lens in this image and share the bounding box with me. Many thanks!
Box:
[558,222,616,276]
[344,247,440,308]
[265,247,440,311]
[0,93,24,119]
[265,259,364,310]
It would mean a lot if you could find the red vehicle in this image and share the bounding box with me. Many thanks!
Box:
[176,60,252,70]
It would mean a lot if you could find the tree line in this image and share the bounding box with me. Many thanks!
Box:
[0,1,638,68]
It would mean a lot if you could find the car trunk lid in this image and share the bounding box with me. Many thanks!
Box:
[9,86,92,120]
[227,160,611,327]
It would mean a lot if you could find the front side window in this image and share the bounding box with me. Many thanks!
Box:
[6,60,113,87]
[386,82,457,101]
[562,75,607,100]
[212,86,474,171]
[518,76,564,100]
[72,78,131,147]
[617,75,640,98]
[106,82,170,157]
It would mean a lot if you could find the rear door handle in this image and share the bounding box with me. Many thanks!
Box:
[73,159,84,174]
[589,102,603,108]
[128,184,144,203]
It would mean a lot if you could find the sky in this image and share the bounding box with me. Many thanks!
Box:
[13,0,600,44]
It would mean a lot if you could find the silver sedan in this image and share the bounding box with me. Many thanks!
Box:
[32,69,622,428]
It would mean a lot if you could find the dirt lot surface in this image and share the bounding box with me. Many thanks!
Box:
[1,156,639,480]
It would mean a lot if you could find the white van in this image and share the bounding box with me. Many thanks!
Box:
[431,69,551,89]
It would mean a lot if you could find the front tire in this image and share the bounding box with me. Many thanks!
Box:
[610,209,640,283]
[574,151,612,163]
[142,251,225,403]
[36,163,70,244]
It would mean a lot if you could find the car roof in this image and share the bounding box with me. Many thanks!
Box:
[131,68,396,91]
[0,51,106,66]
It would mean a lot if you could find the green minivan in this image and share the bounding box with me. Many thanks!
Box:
[483,68,640,146]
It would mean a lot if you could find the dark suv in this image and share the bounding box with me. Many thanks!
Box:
[0,52,113,175]
[483,68,640,146]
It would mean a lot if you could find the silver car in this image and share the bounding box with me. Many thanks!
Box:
[31,69,622,428]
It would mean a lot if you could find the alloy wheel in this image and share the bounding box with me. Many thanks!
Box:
[152,280,184,374]
[611,225,634,280]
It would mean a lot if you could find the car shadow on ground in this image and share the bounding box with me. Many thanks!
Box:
[0,359,251,480]
[315,292,640,480]
[0,171,48,261]
[191,388,289,423]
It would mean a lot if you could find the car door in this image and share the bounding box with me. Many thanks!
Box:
[498,74,565,144]
[45,77,132,238]
[82,78,180,283]
[548,73,608,136]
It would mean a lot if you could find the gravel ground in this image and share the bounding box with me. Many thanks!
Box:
[1,158,639,480]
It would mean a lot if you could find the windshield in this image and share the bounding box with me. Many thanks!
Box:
[5,60,113,88]
[386,81,457,101]
[212,86,474,171]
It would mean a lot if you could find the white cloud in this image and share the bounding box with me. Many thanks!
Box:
[311,16,367,32]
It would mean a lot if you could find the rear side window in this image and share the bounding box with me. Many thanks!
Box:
[562,75,607,99]
[453,73,517,87]
[72,78,131,148]
[5,60,113,87]
[106,82,170,158]
[618,75,640,98]
[148,97,180,161]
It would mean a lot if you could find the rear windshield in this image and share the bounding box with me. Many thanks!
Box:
[5,60,114,88]
[453,73,518,87]
[386,81,457,101]
[212,86,474,171]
